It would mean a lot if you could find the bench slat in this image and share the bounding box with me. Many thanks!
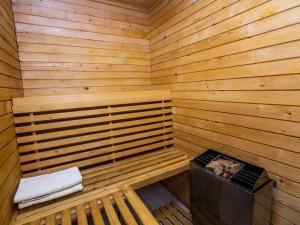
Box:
[113,191,138,225]
[101,195,122,225]
[61,209,72,225]
[17,116,171,143]
[83,150,183,186]
[124,186,159,225]
[89,200,105,225]
[46,214,55,225]
[19,122,172,152]
[13,90,171,113]
[89,154,187,191]
[20,132,173,163]
[77,204,88,225]
[30,220,40,225]
[22,139,174,175]
[14,102,172,123]
[15,108,171,133]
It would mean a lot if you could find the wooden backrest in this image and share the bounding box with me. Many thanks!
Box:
[12,90,173,177]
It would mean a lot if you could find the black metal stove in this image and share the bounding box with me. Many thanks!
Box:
[190,149,272,225]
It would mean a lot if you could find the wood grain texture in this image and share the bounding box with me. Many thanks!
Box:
[12,0,151,96]
[149,0,300,225]
[12,90,191,225]
[15,148,189,225]
[99,0,158,11]
[16,188,160,225]
[1,1,299,225]
[12,90,174,176]
[0,0,23,224]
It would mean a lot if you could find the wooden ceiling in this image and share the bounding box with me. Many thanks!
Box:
[107,0,159,10]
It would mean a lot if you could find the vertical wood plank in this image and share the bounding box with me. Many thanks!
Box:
[89,200,105,225]
[113,191,138,225]
[46,214,56,225]
[61,209,72,225]
[30,219,41,225]
[101,195,121,225]
[76,204,88,225]
[123,186,159,225]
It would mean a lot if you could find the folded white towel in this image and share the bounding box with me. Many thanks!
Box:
[14,167,82,203]
[18,183,83,209]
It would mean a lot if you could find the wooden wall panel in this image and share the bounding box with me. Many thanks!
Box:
[149,0,300,224]
[12,0,151,96]
[0,0,23,224]
[99,0,158,11]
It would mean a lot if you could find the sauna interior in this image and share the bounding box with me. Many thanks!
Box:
[0,0,300,224]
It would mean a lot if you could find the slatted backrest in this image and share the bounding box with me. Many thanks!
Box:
[12,90,173,177]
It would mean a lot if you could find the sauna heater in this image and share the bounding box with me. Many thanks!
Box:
[190,149,272,225]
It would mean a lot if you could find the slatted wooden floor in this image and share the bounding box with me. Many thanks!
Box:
[21,187,160,225]
[154,202,193,225]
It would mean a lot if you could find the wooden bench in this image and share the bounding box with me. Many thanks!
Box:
[12,90,191,224]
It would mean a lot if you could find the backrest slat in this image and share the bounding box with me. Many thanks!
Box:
[12,90,173,177]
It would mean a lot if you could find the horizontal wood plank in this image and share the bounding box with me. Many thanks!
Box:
[149,1,300,225]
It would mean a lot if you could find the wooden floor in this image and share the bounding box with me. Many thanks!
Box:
[154,201,193,225]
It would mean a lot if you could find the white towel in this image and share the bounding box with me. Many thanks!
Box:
[14,167,82,203]
[18,183,83,209]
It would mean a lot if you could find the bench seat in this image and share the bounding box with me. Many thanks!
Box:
[81,147,189,191]
[15,148,190,225]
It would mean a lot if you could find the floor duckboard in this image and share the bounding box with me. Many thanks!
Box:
[154,202,193,225]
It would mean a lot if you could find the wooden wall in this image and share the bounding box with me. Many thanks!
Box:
[12,0,151,96]
[149,0,300,225]
[1,0,299,224]
[0,0,23,224]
